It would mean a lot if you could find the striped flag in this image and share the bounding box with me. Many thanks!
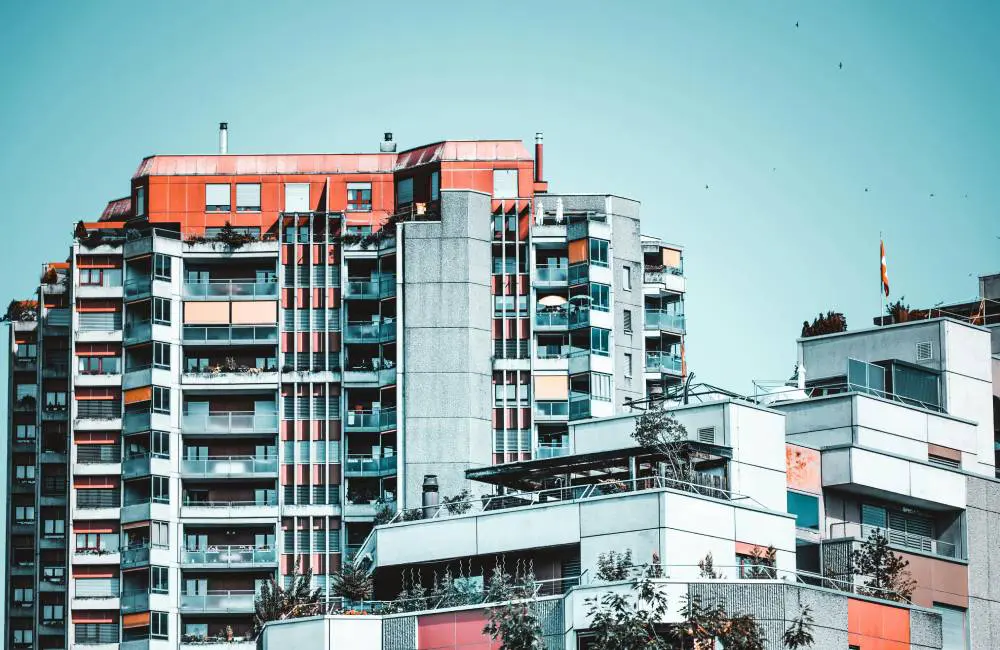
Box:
[880,240,890,297]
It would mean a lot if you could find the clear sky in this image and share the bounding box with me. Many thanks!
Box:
[0,0,997,609]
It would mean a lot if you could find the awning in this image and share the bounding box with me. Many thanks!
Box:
[123,612,150,628]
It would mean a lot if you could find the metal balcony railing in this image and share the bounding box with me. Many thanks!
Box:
[180,590,256,612]
[181,545,277,566]
[646,351,683,374]
[76,401,121,420]
[343,275,396,299]
[182,498,278,510]
[829,522,960,560]
[180,456,278,476]
[182,411,278,434]
[568,307,590,328]
[182,325,278,345]
[344,455,397,476]
[183,279,279,300]
[343,408,397,431]
[644,309,686,332]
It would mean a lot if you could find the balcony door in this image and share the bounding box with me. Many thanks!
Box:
[184,578,207,596]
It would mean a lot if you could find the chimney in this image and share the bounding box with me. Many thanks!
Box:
[219,122,228,154]
[380,132,396,153]
[534,132,544,182]
[421,474,439,518]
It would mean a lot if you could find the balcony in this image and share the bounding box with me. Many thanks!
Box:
[343,408,397,432]
[181,498,278,518]
[534,265,568,287]
[646,351,682,375]
[534,401,569,422]
[643,265,685,294]
[829,521,961,560]
[180,456,278,478]
[535,310,568,330]
[124,279,152,301]
[183,279,279,300]
[534,444,570,460]
[123,321,152,344]
[644,310,685,335]
[342,361,396,385]
[180,590,255,613]
[43,361,70,378]
[181,545,277,568]
[182,325,278,346]
[343,320,395,344]
[123,410,151,434]
[343,275,396,300]
[182,411,278,434]
[344,455,397,477]
[182,367,280,386]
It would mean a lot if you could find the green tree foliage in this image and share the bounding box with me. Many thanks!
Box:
[851,530,917,602]
[801,311,847,337]
[330,561,374,603]
[252,561,322,638]
[595,549,634,582]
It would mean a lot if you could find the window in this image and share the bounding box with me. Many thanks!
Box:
[151,430,170,459]
[347,182,372,212]
[622,265,632,291]
[787,491,820,530]
[590,328,610,356]
[861,503,935,552]
[847,358,886,396]
[736,552,776,579]
[152,521,169,548]
[492,169,518,199]
[13,587,33,604]
[153,254,171,281]
[431,171,440,200]
[236,183,261,211]
[592,373,612,401]
[15,505,35,522]
[15,424,36,441]
[152,476,169,503]
[284,183,310,212]
[45,391,67,410]
[151,566,169,594]
[934,603,967,650]
[589,239,609,267]
[151,611,169,639]
[590,283,610,312]
[80,268,104,285]
[205,184,230,212]
[624,353,633,378]
[152,386,170,414]
[135,186,145,217]
[152,297,171,325]
[42,603,64,622]
[493,295,528,317]
[153,342,170,370]
[16,465,35,481]
[623,309,633,333]
[78,356,120,375]
[396,177,414,206]
[16,343,37,359]
[13,630,33,644]
[43,519,65,536]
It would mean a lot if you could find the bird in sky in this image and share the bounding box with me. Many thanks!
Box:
[838,62,843,70]
[704,185,709,190]
[864,188,869,192]
[795,21,799,28]
[930,193,935,198]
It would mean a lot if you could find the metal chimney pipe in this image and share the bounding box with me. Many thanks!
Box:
[534,132,544,182]
[421,474,439,519]
[219,122,228,154]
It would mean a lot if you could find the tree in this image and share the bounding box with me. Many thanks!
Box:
[595,549,634,582]
[483,598,543,650]
[214,222,256,249]
[782,606,815,649]
[851,530,916,602]
[252,561,322,637]
[631,407,693,485]
[698,552,724,579]
[801,311,847,337]
[741,545,777,580]
[330,561,374,603]
[442,488,474,515]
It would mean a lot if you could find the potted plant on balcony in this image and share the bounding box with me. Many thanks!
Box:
[801,311,847,337]
[2,300,38,322]
[331,562,374,609]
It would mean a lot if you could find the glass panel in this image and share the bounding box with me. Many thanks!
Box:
[786,491,819,530]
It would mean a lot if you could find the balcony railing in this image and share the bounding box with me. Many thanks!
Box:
[123,320,152,343]
[643,265,684,283]
[76,401,121,419]
[182,411,278,434]
[534,444,570,459]
[569,391,591,420]
[123,410,151,433]
[183,279,279,300]
[534,401,569,420]
[344,455,397,476]
[120,544,151,568]
[343,408,397,431]
[535,265,568,284]
[829,521,960,560]
[181,545,277,566]
[343,320,396,344]
[535,310,568,328]
[180,590,256,612]
[182,325,278,345]
[182,497,278,510]
[568,307,590,328]
[124,279,152,300]
[644,310,685,333]
[646,351,683,374]
[180,456,278,476]
[343,275,396,299]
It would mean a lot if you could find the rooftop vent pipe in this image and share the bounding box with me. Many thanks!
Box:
[219,122,228,154]
[422,474,439,518]
[534,132,544,182]
[380,132,396,153]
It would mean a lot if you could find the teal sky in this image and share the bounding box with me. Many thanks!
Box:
[0,1,997,592]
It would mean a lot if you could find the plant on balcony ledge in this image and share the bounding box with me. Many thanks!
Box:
[850,530,916,603]
[801,311,847,337]
[251,560,322,638]
[330,562,374,604]
[442,489,474,515]
[595,549,634,582]
[2,299,38,322]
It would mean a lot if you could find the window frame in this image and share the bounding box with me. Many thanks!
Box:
[153,254,171,281]
[152,297,171,325]
[622,265,632,291]
[153,342,170,370]
[590,283,610,312]
[152,386,170,414]
[589,239,610,267]
[590,328,611,356]
[346,182,373,212]
[204,184,231,212]
[236,183,262,212]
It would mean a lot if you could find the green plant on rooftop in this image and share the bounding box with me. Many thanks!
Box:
[801,311,847,337]
[851,530,916,603]
[330,561,374,603]
[483,561,543,650]
[442,488,474,515]
[251,560,322,638]
[631,405,694,485]
[595,549,634,582]
[2,299,38,322]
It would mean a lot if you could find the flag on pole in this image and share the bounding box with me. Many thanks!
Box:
[880,240,890,297]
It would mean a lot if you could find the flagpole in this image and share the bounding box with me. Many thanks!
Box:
[880,231,885,326]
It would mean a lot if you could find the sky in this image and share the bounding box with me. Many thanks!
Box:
[0,0,998,620]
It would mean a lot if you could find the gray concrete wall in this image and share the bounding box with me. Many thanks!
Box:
[609,197,644,409]
[964,474,1000,648]
[399,189,493,507]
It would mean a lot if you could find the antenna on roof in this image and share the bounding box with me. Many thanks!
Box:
[219,123,228,154]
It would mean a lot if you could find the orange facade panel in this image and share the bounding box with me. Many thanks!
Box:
[184,301,230,324]
[123,612,150,628]
[847,598,910,649]
[231,300,277,324]
[124,386,152,405]
[568,239,587,264]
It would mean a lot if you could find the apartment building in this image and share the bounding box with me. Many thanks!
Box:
[4,132,687,650]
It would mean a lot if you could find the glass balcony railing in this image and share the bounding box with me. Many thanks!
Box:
[343,408,397,431]
[535,265,568,284]
[182,411,278,434]
[123,320,152,342]
[124,279,152,300]
[123,410,151,433]
[646,351,683,374]
[569,391,591,420]
[343,275,396,299]
[180,590,256,612]
[181,545,277,566]
[344,455,397,476]
[535,310,568,328]
[534,401,569,419]
[183,280,279,300]
[535,444,570,459]
[180,456,278,476]
[182,325,278,345]
[182,497,278,511]
[343,320,396,343]
[644,310,686,332]
[568,307,590,328]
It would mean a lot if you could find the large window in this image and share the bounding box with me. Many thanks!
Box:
[152,476,169,504]
[236,183,261,212]
[589,239,609,267]
[590,328,610,356]
[493,169,518,199]
[152,297,171,325]
[396,177,414,206]
[592,372,612,401]
[151,566,169,594]
[153,342,170,370]
[151,611,169,640]
[284,183,310,213]
[787,491,820,530]
[205,184,230,212]
[153,254,171,281]
[590,283,610,312]
[934,603,968,650]
[431,171,440,200]
[153,386,170,414]
[347,182,372,212]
